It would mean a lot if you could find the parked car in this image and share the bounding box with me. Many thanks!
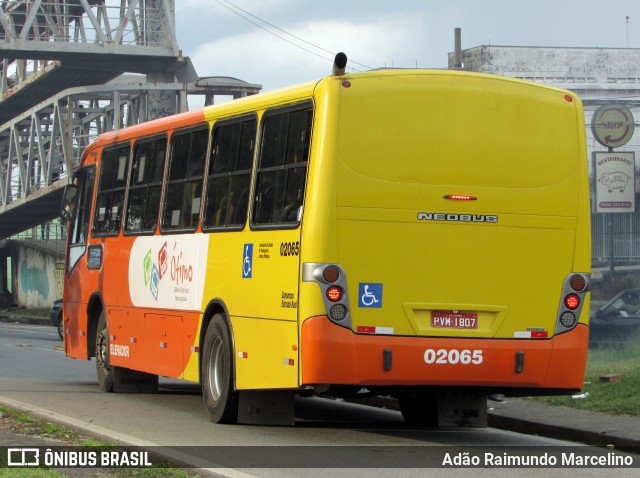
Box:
[589,288,640,347]
[50,299,63,340]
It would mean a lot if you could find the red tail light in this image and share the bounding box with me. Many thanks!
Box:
[323,266,340,283]
[569,274,586,292]
[564,294,580,310]
[443,195,477,201]
[326,286,343,302]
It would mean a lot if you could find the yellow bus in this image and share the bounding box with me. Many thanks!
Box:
[62,55,591,426]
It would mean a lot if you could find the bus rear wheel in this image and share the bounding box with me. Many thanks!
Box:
[202,314,238,423]
[96,310,114,392]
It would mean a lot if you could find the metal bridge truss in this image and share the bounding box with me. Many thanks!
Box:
[0,1,186,127]
[0,76,261,237]
[0,1,263,238]
[0,0,179,71]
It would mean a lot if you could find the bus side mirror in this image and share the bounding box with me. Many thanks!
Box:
[61,185,78,221]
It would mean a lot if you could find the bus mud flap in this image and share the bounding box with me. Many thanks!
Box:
[436,391,487,428]
[113,367,159,394]
[238,390,295,426]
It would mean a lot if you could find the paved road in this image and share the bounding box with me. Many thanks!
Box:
[0,322,637,477]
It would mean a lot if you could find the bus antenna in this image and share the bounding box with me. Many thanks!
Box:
[332,52,348,75]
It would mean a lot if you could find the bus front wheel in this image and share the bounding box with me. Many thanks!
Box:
[202,314,238,423]
[96,310,114,392]
[57,314,64,341]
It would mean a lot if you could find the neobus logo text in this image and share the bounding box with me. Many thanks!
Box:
[417,212,498,223]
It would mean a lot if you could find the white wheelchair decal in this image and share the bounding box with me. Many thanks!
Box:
[358,283,383,308]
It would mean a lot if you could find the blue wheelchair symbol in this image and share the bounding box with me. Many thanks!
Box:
[358,283,383,308]
[242,244,253,279]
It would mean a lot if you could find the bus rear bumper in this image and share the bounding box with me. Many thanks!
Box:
[300,315,588,391]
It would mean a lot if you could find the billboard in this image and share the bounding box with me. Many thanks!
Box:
[594,151,636,213]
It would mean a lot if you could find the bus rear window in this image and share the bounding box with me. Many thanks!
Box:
[252,104,312,227]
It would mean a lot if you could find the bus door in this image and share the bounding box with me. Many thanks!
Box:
[63,166,96,358]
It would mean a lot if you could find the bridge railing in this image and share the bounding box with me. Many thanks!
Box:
[0,77,261,210]
[0,1,179,95]
[0,0,177,48]
[10,219,66,257]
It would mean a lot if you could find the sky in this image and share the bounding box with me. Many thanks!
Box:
[173,0,640,94]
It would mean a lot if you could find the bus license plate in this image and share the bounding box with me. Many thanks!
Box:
[431,311,478,329]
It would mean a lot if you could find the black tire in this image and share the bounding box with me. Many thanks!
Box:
[398,388,439,426]
[57,311,63,341]
[95,310,114,392]
[201,314,238,423]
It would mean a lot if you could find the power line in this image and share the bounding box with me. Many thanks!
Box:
[214,0,372,72]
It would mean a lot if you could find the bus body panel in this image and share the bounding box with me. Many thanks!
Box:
[198,220,303,390]
[318,71,588,339]
[64,300,91,359]
[194,94,315,390]
[64,152,100,362]
[200,229,302,322]
[63,111,207,363]
[301,315,588,390]
[231,316,300,389]
[297,71,590,391]
[336,216,579,338]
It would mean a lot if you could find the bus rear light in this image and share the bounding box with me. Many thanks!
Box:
[564,94,573,102]
[323,265,340,283]
[564,294,580,310]
[302,262,352,329]
[443,194,477,201]
[560,311,577,328]
[330,304,348,321]
[569,274,587,292]
[555,272,589,335]
[327,286,343,302]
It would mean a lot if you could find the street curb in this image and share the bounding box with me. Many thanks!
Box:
[487,412,640,450]
[348,396,640,453]
[487,400,640,453]
[0,314,51,326]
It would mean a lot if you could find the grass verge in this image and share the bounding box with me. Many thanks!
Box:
[0,406,196,477]
[532,339,640,416]
[0,407,78,443]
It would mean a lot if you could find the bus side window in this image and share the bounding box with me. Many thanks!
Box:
[70,167,96,246]
[162,127,208,231]
[93,144,130,236]
[125,136,167,234]
[67,167,96,274]
[203,116,256,229]
[253,105,312,226]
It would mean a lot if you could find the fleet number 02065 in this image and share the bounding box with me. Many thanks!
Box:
[424,349,483,365]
